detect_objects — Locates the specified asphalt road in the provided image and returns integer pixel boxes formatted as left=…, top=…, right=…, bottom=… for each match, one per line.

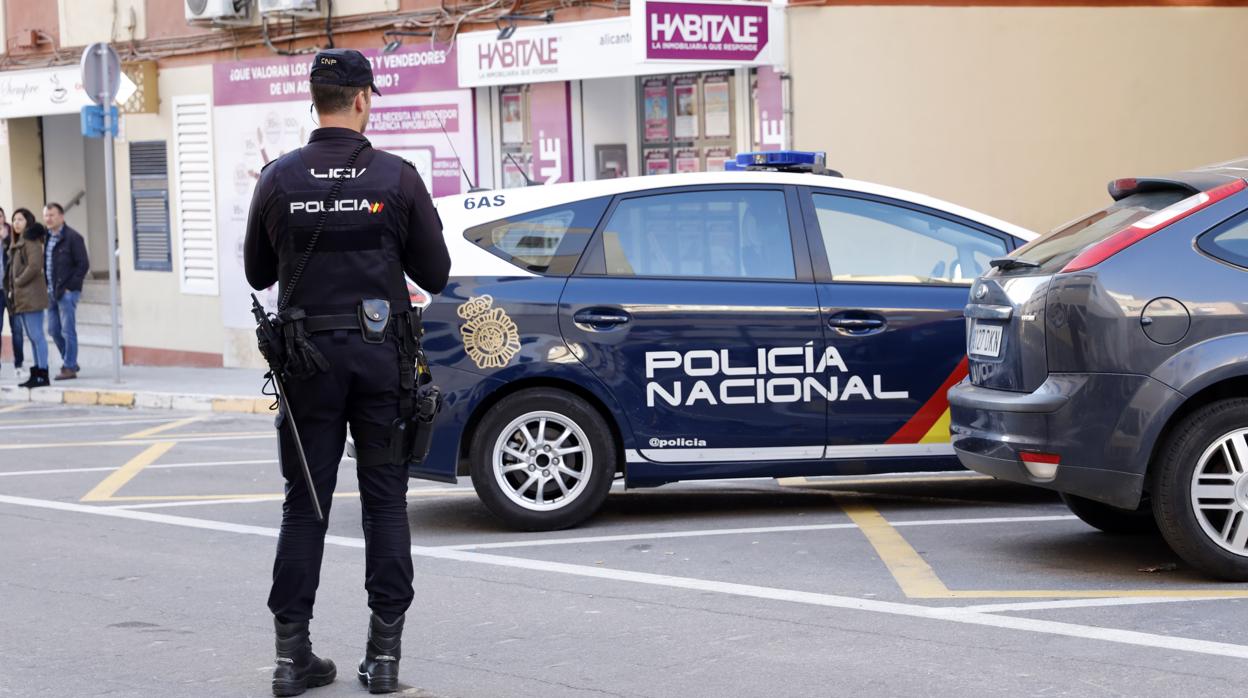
left=1, top=403, right=1246, bottom=697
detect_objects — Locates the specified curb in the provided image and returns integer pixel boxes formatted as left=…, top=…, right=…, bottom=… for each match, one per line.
left=0, top=384, right=273, bottom=414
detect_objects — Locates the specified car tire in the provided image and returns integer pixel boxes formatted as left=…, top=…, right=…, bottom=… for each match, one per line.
left=1060, top=492, right=1157, bottom=535
left=1152, top=398, right=1248, bottom=582
left=469, top=388, right=617, bottom=532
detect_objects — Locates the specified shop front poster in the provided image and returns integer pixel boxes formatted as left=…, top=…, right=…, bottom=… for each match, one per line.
left=501, top=90, right=523, bottom=145
left=645, top=148, right=672, bottom=176
left=705, top=146, right=732, bottom=172
left=674, top=76, right=698, bottom=139
left=643, top=78, right=669, bottom=142
left=502, top=153, right=532, bottom=188
left=675, top=147, right=700, bottom=173
left=703, top=74, right=731, bottom=138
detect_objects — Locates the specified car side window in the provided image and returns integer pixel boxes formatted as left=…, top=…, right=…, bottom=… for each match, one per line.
left=811, top=193, right=1008, bottom=285
left=1197, top=210, right=1248, bottom=269
left=598, top=189, right=796, bottom=280
left=464, top=197, right=610, bottom=276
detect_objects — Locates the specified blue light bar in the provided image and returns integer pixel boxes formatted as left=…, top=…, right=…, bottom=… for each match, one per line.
left=728, top=150, right=827, bottom=174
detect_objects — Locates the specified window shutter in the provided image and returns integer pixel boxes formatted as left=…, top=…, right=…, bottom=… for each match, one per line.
left=172, top=95, right=219, bottom=295
left=129, top=140, right=172, bottom=272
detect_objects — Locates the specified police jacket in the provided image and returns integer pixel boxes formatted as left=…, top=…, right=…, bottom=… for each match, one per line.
left=243, top=127, right=451, bottom=314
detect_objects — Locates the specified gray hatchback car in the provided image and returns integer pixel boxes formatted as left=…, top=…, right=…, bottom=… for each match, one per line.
left=949, top=159, right=1248, bottom=581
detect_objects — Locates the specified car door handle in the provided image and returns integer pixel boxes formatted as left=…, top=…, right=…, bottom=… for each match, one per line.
left=574, top=309, right=631, bottom=329
left=827, top=317, right=884, bottom=330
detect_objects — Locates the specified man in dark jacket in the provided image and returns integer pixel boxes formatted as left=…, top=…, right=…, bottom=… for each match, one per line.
left=42, top=203, right=90, bottom=380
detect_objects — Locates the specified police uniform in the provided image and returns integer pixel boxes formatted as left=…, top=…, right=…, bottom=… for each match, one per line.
left=243, top=49, right=450, bottom=697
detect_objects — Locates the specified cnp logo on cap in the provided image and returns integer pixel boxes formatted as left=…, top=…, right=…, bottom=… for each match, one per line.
left=309, top=48, right=382, bottom=96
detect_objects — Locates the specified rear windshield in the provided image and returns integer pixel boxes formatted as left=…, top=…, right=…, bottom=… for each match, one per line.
left=1011, top=190, right=1187, bottom=271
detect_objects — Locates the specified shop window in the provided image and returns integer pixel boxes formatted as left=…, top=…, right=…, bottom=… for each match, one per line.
left=465, top=197, right=610, bottom=276
left=128, top=140, right=172, bottom=272
left=636, top=72, right=736, bottom=176
left=597, top=189, right=795, bottom=280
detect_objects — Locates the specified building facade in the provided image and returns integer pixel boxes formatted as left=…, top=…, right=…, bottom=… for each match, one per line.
left=0, top=0, right=1244, bottom=369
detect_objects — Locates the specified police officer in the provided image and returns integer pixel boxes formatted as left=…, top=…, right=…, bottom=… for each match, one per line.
left=243, top=48, right=450, bottom=696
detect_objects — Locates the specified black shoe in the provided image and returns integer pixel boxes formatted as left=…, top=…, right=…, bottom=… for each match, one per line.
left=272, top=618, right=336, bottom=697
left=19, top=368, right=49, bottom=389
left=357, top=613, right=403, bottom=694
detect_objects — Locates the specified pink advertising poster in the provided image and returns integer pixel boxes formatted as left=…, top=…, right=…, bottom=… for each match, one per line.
left=705, top=146, right=732, bottom=172
left=642, top=77, right=669, bottom=142
left=644, top=1, right=770, bottom=62
left=674, top=76, right=698, bottom=140
left=675, top=148, right=699, bottom=173
left=501, top=89, right=523, bottom=145
left=645, top=148, right=672, bottom=176
left=527, top=81, right=573, bottom=185
left=211, top=43, right=474, bottom=332
left=502, top=153, right=531, bottom=188
left=703, top=73, right=731, bottom=138
left=754, top=67, right=784, bottom=150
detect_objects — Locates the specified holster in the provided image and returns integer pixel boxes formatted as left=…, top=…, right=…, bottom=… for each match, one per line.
left=362, top=310, right=441, bottom=467
left=277, top=308, right=330, bottom=380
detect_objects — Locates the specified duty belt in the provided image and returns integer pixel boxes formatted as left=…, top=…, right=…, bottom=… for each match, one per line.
left=303, top=313, right=379, bottom=334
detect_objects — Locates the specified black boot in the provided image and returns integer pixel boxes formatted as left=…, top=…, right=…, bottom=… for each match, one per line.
left=272, top=618, right=336, bottom=697
left=357, top=613, right=403, bottom=694
left=19, top=367, right=48, bottom=389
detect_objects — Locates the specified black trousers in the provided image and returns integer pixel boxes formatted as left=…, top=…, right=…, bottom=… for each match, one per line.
left=267, top=331, right=414, bottom=624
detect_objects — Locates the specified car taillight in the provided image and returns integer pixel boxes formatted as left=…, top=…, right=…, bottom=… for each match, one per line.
left=1062, top=179, right=1247, bottom=273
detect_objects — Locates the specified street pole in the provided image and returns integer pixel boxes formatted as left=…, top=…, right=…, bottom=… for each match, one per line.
left=99, top=43, right=122, bottom=383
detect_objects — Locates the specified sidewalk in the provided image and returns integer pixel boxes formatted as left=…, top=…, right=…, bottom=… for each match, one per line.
left=0, top=365, right=274, bottom=414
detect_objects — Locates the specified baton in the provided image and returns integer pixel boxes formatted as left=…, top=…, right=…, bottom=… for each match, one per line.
left=271, top=371, right=324, bottom=523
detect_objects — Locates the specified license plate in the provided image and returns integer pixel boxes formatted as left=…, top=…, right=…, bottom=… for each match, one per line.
left=969, top=323, right=1003, bottom=358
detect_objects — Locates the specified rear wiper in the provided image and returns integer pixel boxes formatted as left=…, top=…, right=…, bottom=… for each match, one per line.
left=989, top=257, right=1040, bottom=271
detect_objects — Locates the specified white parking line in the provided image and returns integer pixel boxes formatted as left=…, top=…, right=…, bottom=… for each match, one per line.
left=950, top=597, right=1237, bottom=614
left=1, top=492, right=1245, bottom=661
left=0, top=459, right=281, bottom=478
left=0, top=417, right=181, bottom=431
left=443, top=514, right=1079, bottom=551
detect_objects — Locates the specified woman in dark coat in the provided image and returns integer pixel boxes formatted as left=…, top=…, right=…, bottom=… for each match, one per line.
left=5, top=208, right=50, bottom=387
left=0, top=207, right=25, bottom=378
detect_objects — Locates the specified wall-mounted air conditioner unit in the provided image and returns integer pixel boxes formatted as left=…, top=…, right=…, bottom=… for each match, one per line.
left=185, top=0, right=251, bottom=22
left=259, top=0, right=322, bottom=17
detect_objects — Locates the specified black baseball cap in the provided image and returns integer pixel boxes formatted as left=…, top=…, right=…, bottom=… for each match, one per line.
left=309, top=48, right=381, bottom=96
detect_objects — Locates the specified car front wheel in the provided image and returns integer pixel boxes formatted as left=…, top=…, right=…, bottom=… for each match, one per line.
left=1153, top=398, right=1248, bottom=581
left=469, top=388, right=617, bottom=531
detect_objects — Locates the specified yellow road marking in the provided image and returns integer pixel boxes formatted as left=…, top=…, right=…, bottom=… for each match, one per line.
left=80, top=442, right=177, bottom=502
left=0, top=404, right=29, bottom=414
left=776, top=477, right=808, bottom=486
left=840, top=498, right=1248, bottom=599
left=123, top=415, right=207, bottom=440
left=839, top=498, right=953, bottom=597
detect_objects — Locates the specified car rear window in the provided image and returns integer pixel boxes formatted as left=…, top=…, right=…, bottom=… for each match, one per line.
left=465, top=197, right=610, bottom=276
left=1197, top=209, right=1248, bottom=269
left=1011, top=190, right=1187, bottom=272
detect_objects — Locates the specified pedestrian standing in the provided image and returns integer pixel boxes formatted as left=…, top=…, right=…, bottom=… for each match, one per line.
left=5, top=209, right=50, bottom=388
left=243, top=49, right=449, bottom=697
left=0, top=207, right=26, bottom=379
left=42, top=202, right=90, bottom=380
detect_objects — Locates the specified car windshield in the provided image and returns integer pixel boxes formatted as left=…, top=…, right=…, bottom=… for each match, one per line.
left=1009, top=190, right=1188, bottom=272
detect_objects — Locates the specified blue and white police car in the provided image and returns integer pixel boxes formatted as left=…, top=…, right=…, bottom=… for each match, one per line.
left=414, top=151, right=1035, bottom=530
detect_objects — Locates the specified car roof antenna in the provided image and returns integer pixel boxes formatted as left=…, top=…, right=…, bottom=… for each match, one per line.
left=505, top=152, right=540, bottom=187
left=435, top=112, right=486, bottom=193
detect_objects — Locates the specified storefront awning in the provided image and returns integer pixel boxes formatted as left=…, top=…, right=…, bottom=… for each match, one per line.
left=0, top=65, right=137, bottom=120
